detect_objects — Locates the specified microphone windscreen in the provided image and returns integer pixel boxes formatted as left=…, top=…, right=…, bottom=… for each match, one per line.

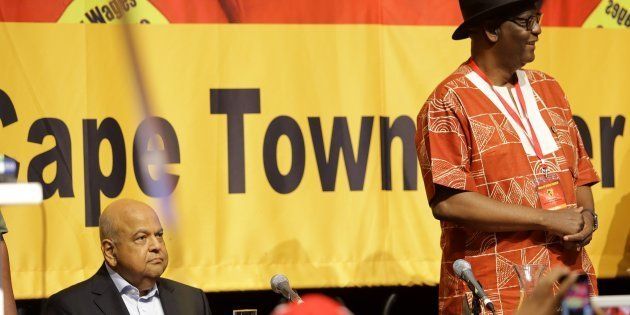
left=270, top=274, right=290, bottom=294
left=453, top=259, right=472, bottom=278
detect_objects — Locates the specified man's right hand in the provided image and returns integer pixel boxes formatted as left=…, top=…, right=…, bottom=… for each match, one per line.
left=542, top=207, right=584, bottom=236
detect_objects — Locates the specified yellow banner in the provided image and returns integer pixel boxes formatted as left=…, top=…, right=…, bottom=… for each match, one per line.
left=0, top=24, right=628, bottom=299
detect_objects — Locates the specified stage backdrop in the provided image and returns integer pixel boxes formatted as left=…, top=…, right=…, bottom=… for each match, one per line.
left=0, top=0, right=629, bottom=299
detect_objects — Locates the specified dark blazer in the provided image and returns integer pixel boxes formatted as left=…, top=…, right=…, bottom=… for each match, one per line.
left=44, top=263, right=211, bottom=315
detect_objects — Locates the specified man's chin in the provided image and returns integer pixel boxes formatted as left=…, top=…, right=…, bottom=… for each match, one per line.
left=523, top=53, right=536, bottom=65
left=145, top=263, right=167, bottom=278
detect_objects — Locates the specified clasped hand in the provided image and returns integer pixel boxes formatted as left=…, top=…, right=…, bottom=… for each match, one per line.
left=545, top=206, right=595, bottom=251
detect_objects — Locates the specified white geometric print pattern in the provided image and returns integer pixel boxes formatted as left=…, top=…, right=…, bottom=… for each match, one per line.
left=470, top=119, right=495, bottom=152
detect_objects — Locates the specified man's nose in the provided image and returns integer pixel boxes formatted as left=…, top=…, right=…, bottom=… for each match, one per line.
left=148, top=236, right=163, bottom=252
left=532, top=20, right=542, bottom=35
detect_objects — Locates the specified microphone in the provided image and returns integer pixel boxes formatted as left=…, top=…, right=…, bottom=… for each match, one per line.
left=453, top=259, right=495, bottom=314
left=270, top=274, right=303, bottom=304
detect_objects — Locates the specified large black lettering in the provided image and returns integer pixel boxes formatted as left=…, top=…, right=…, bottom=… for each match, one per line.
left=83, top=118, right=126, bottom=226
left=308, top=117, right=373, bottom=191
left=133, top=117, right=180, bottom=197
left=27, top=119, right=74, bottom=199
left=573, top=115, right=593, bottom=158
left=210, top=89, right=261, bottom=193
left=380, top=116, right=417, bottom=190
left=263, top=116, right=305, bottom=194
left=600, top=115, right=625, bottom=188
left=0, top=89, right=17, bottom=127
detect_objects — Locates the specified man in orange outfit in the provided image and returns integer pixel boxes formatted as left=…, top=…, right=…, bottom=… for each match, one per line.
left=415, top=0, right=599, bottom=313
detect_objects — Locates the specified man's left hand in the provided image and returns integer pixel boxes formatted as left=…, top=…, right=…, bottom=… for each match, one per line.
left=563, top=211, right=595, bottom=251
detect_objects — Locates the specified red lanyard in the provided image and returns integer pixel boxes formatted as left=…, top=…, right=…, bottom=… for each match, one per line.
left=468, top=59, right=548, bottom=172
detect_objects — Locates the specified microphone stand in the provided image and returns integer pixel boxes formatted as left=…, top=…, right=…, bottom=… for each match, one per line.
left=462, top=293, right=472, bottom=315
left=461, top=293, right=482, bottom=315
left=461, top=282, right=488, bottom=315
left=472, top=295, right=481, bottom=315
left=472, top=281, right=493, bottom=315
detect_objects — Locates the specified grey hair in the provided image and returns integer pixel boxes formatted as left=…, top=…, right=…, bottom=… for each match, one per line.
left=99, top=214, right=117, bottom=242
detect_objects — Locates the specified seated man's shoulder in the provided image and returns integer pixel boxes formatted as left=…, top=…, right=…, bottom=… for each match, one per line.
left=44, top=278, right=94, bottom=314
left=49, top=278, right=93, bottom=301
left=158, top=278, right=210, bottom=314
left=159, top=277, right=204, bottom=294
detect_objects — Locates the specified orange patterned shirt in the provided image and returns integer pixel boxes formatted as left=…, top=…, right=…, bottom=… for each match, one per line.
left=415, top=63, right=599, bottom=314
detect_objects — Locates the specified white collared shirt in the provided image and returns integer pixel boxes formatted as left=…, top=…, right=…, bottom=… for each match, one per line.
left=106, top=264, right=165, bottom=315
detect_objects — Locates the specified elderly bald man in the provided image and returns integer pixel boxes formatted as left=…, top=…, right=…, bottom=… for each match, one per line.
left=44, top=199, right=211, bottom=315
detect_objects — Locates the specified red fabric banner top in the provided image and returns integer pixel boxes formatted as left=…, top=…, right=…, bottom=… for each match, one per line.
left=0, top=0, right=601, bottom=26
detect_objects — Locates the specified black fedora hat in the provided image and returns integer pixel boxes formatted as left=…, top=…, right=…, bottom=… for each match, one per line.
left=452, top=0, right=538, bottom=40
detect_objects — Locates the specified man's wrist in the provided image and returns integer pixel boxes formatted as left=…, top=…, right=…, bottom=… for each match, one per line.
left=581, top=208, right=598, bottom=231
left=535, top=208, right=550, bottom=231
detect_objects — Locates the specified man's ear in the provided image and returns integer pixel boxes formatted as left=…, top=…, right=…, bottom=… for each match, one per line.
left=102, top=239, right=117, bottom=267
left=483, top=21, right=501, bottom=43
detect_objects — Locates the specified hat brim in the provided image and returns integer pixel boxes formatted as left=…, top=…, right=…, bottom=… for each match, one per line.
left=452, top=20, right=476, bottom=40
left=451, top=0, right=537, bottom=40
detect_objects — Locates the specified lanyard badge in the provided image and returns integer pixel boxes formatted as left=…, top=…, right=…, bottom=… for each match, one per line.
left=535, top=173, right=567, bottom=210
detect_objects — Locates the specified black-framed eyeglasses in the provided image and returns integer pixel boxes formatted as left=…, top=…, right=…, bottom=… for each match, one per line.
left=507, top=13, right=543, bottom=31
